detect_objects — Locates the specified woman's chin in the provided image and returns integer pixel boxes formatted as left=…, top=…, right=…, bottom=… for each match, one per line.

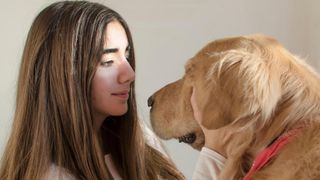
left=110, top=106, right=128, bottom=116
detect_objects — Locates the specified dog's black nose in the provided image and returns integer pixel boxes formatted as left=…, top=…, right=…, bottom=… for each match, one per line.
left=147, top=96, right=154, bottom=107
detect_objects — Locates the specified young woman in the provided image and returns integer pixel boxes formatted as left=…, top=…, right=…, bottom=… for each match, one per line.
left=0, top=1, right=184, bottom=179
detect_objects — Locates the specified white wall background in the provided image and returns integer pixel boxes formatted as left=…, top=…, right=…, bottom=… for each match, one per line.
left=0, top=0, right=319, bottom=179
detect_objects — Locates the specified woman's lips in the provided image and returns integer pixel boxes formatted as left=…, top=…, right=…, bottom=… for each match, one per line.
left=112, top=91, right=129, bottom=99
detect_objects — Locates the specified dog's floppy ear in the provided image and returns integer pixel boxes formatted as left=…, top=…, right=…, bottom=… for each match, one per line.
left=208, top=48, right=282, bottom=126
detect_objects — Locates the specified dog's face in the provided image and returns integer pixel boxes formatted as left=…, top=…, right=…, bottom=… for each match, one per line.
left=148, top=34, right=288, bottom=150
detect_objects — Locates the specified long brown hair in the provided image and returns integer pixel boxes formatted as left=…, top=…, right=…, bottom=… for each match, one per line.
left=0, top=1, right=184, bottom=179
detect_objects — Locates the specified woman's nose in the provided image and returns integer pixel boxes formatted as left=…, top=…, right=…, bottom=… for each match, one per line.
left=118, top=60, right=135, bottom=84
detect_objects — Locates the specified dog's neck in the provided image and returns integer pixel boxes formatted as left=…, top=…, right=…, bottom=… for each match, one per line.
left=254, top=117, right=310, bottom=156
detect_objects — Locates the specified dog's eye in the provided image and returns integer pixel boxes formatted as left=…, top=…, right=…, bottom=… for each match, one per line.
left=178, top=133, right=196, bottom=144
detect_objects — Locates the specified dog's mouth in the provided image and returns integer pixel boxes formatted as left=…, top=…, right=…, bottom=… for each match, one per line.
left=177, top=133, right=196, bottom=144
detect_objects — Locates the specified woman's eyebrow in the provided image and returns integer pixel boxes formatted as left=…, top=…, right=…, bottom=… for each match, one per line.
left=102, top=48, right=118, bottom=54
left=103, top=45, right=130, bottom=54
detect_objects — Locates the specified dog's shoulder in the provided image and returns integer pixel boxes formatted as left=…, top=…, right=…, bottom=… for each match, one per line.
left=253, top=122, right=320, bottom=180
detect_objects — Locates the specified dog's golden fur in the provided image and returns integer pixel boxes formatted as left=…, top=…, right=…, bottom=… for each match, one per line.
left=148, top=34, right=320, bottom=179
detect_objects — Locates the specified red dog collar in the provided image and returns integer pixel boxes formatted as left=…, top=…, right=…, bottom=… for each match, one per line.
left=243, top=127, right=301, bottom=180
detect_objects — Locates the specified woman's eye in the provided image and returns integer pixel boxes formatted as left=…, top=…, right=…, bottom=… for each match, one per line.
left=101, top=60, right=114, bottom=66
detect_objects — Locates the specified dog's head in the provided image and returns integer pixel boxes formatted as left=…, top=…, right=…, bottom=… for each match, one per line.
left=148, top=34, right=317, bottom=150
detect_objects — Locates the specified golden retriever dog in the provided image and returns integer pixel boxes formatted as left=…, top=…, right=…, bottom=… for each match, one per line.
left=148, top=34, right=320, bottom=179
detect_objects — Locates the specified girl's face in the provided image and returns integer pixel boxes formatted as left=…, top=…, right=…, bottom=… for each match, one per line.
left=91, top=21, right=135, bottom=130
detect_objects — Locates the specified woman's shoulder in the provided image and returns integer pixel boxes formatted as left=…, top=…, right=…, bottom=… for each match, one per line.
left=44, top=164, right=76, bottom=180
left=142, top=122, right=169, bottom=157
